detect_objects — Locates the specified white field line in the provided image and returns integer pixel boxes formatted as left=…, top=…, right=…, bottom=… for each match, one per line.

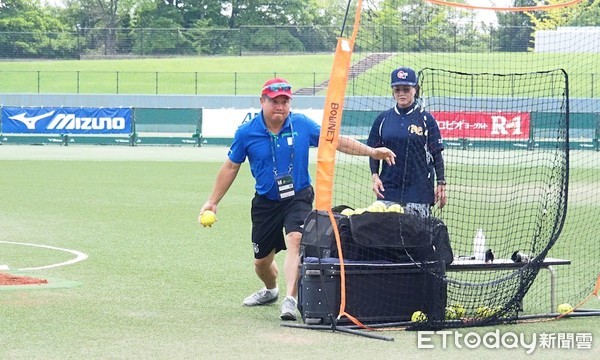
left=0, top=241, right=88, bottom=271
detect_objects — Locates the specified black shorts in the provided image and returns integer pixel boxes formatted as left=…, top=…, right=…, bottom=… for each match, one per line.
left=250, top=186, right=314, bottom=259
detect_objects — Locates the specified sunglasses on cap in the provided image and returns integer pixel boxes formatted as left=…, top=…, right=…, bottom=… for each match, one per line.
left=263, top=82, right=292, bottom=92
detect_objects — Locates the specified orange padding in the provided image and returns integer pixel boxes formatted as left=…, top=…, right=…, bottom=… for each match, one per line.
left=424, top=0, right=583, bottom=12
left=314, top=37, right=353, bottom=211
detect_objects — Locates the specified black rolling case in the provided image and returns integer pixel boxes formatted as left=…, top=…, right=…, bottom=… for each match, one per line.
left=298, top=210, right=450, bottom=325
left=298, top=258, right=446, bottom=325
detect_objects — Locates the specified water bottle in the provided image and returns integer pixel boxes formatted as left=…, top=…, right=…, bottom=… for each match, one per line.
left=473, top=229, right=486, bottom=261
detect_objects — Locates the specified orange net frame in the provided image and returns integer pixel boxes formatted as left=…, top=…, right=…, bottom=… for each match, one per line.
left=424, top=0, right=583, bottom=12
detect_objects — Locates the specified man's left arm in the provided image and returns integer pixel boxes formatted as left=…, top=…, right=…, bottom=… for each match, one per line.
left=337, top=135, right=396, bottom=165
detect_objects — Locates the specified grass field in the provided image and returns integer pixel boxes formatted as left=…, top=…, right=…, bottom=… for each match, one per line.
left=0, top=146, right=598, bottom=359
left=0, top=52, right=598, bottom=96
left=0, top=56, right=334, bottom=95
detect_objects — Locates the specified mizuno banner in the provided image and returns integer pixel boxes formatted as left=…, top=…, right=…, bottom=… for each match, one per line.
left=1, top=107, right=133, bottom=134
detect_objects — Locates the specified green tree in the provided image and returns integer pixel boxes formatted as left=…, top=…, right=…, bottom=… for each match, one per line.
left=226, top=0, right=319, bottom=28
left=0, top=0, right=74, bottom=58
left=59, top=0, right=146, bottom=54
left=524, top=0, right=600, bottom=51
left=131, top=1, right=193, bottom=55
left=564, top=0, right=600, bottom=26
left=115, top=12, right=134, bottom=54
left=179, top=0, right=342, bottom=54
left=526, top=0, right=587, bottom=30
left=133, top=0, right=184, bottom=28
left=495, top=0, right=535, bottom=52
left=243, top=26, right=305, bottom=53
left=360, top=0, right=468, bottom=52
left=178, top=0, right=226, bottom=28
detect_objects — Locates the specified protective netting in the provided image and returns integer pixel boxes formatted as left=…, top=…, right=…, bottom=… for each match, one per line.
left=324, top=69, right=569, bottom=329
left=299, top=3, right=599, bottom=330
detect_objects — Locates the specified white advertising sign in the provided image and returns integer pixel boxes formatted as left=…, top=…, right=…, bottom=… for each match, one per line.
left=202, top=108, right=324, bottom=138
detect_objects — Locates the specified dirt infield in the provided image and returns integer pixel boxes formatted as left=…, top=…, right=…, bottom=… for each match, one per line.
left=0, top=272, right=48, bottom=286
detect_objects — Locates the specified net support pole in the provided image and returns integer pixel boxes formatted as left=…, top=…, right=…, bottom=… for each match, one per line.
left=314, top=36, right=354, bottom=211
left=314, top=0, right=362, bottom=211
left=312, top=0, right=364, bottom=328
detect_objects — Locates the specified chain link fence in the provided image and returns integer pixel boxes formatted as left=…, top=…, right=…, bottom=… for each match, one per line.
left=3, top=25, right=596, bottom=96
left=0, top=25, right=532, bottom=59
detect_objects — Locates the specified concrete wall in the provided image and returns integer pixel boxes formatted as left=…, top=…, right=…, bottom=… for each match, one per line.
left=0, top=94, right=326, bottom=109
left=535, top=27, right=600, bottom=53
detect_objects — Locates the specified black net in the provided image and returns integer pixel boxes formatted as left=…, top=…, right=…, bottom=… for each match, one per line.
left=299, top=1, right=600, bottom=330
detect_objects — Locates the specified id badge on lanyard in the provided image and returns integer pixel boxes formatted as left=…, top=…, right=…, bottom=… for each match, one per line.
left=271, top=121, right=295, bottom=200
left=276, top=173, right=295, bottom=199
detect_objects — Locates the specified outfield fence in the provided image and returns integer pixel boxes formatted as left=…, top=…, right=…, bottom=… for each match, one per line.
left=0, top=70, right=598, bottom=97
left=0, top=70, right=330, bottom=95
left=1, top=105, right=598, bottom=150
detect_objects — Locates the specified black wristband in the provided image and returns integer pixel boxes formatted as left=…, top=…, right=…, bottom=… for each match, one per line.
left=437, top=180, right=447, bottom=185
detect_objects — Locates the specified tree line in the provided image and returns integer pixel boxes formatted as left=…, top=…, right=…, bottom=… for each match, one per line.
left=0, top=0, right=598, bottom=58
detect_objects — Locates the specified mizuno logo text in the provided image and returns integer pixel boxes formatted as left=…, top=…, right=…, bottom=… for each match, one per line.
left=46, top=115, right=126, bottom=130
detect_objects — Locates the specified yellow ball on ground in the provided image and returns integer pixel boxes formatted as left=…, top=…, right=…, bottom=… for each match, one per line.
left=445, top=306, right=458, bottom=320
left=492, top=306, right=503, bottom=316
left=411, top=310, right=427, bottom=322
left=199, top=210, right=217, bottom=227
left=557, top=303, right=573, bottom=314
left=451, top=304, right=466, bottom=318
left=475, top=306, right=493, bottom=318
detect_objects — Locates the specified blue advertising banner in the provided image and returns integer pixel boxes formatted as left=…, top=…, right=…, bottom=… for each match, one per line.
left=1, top=107, right=132, bottom=134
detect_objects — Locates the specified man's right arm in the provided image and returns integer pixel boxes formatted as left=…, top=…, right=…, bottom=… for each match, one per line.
left=200, top=159, right=242, bottom=213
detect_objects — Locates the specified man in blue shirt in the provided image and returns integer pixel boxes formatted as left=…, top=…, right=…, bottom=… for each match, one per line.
left=368, top=67, right=447, bottom=217
left=199, top=78, right=395, bottom=321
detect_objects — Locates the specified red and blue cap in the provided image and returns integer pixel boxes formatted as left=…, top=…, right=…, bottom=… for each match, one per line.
left=261, top=77, right=293, bottom=99
left=390, top=67, right=418, bottom=87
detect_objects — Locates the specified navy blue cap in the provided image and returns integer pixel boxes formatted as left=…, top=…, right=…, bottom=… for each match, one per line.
left=390, top=67, right=418, bottom=87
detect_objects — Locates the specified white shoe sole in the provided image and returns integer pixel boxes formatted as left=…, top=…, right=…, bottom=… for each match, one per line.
left=243, top=294, right=278, bottom=306
left=280, top=312, right=297, bottom=321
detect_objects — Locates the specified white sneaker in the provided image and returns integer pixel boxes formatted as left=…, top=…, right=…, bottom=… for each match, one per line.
left=280, top=296, right=298, bottom=321
left=243, top=288, right=278, bottom=306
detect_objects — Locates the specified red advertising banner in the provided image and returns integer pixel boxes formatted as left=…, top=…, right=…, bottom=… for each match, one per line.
left=432, top=112, right=530, bottom=139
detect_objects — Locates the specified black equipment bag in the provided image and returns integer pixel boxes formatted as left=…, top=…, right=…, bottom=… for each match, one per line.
left=344, top=212, right=453, bottom=265
left=300, top=210, right=343, bottom=258
left=301, top=209, right=453, bottom=265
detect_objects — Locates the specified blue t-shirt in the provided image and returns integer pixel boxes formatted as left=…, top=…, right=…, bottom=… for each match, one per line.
left=367, top=102, right=444, bottom=205
left=228, top=111, right=321, bottom=200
